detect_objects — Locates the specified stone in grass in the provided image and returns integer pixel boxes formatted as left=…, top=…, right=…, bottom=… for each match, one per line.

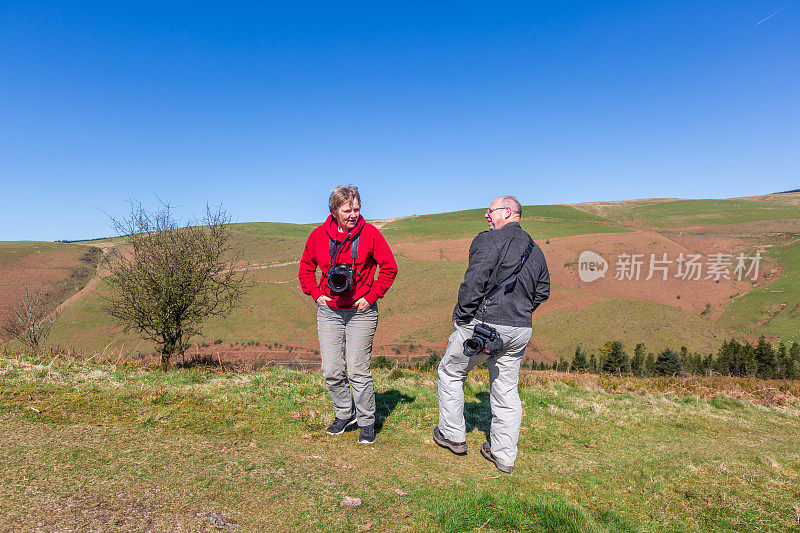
left=341, top=496, right=362, bottom=508
left=394, top=489, right=408, bottom=497
left=202, top=514, right=230, bottom=529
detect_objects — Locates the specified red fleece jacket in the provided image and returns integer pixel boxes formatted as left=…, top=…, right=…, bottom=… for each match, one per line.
left=298, top=215, right=398, bottom=309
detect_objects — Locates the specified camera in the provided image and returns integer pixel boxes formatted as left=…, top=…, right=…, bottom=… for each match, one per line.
left=327, top=264, right=355, bottom=293
left=463, top=323, right=504, bottom=357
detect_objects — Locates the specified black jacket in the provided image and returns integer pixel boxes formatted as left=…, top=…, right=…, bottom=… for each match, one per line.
left=452, top=222, right=550, bottom=327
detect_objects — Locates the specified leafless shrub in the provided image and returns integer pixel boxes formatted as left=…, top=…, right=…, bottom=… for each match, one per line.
left=101, top=201, right=250, bottom=370
left=1, top=287, right=61, bottom=354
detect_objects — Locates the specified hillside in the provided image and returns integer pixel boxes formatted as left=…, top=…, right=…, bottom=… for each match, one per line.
left=4, top=193, right=800, bottom=363
left=0, top=241, right=101, bottom=341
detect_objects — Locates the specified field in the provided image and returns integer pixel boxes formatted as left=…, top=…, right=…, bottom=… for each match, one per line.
left=1, top=353, right=798, bottom=531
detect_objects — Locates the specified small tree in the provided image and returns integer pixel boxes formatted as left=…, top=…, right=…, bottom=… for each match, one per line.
left=601, top=341, right=630, bottom=374
left=571, top=345, right=589, bottom=372
left=755, top=335, right=776, bottom=378
left=655, top=348, right=683, bottom=376
left=102, top=203, right=249, bottom=370
left=1, top=287, right=61, bottom=354
left=631, top=343, right=646, bottom=377
left=645, top=352, right=656, bottom=376
left=790, top=342, right=800, bottom=379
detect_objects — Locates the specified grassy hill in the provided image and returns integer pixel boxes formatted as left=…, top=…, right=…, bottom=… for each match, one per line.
left=380, top=205, right=627, bottom=241
left=718, top=240, right=800, bottom=339
left=629, top=199, right=800, bottom=229
left=5, top=194, right=800, bottom=360
left=1, top=354, right=798, bottom=531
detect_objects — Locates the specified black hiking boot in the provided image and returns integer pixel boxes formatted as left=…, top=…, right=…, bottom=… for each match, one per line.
left=358, top=424, right=375, bottom=444
left=327, top=415, right=357, bottom=435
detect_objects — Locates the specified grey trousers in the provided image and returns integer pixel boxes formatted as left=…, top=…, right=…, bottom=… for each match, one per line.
left=437, top=320, right=532, bottom=467
left=317, top=304, right=379, bottom=426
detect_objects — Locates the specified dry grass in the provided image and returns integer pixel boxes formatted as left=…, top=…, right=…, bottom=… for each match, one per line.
left=520, top=370, right=800, bottom=408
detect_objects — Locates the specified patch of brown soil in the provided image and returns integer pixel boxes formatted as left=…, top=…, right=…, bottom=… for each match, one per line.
left=543, top=230, right=765, bottom=319
left=391, top=238, right=472, bottom=262
left=368, top=215, right=419, bottom=229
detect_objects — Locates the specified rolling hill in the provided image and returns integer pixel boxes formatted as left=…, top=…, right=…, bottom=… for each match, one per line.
left=2, top=193, right=799, bottom=363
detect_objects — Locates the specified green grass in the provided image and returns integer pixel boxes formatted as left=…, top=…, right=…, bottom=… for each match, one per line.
left=718, top=240, right=800, bottom=343
left=534, top=292, right=734, bottom=359
left=49, top=264, right=320, bottom=353
left=48, top=279, right=154, bottom=355
left=381, top=205, right=627, bottom=241
left=229, top=221, right=320, bottom=239
left=228, top=222, right=316, bottom=265
left=1, top=355, right=798, bottom=531
left=631, top=199, right=800, bottom=229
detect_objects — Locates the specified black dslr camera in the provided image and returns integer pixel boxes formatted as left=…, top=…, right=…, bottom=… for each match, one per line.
left=463, top=323, right=504, bottom=357
left=327, top=264, right=354, bottom=293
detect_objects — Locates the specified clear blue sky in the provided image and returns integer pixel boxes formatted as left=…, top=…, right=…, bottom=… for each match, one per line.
left=1, top=1, right=798, bottom=241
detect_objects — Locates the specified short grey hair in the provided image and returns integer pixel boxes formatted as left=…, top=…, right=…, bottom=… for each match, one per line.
left=329, top=185, right=361, bottom=214
left=498, top=196, right=522, bottom=216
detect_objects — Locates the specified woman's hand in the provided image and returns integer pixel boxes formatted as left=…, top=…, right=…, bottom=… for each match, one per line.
left=316, top=295, right=332, bottom=306
left=355, top=297, right=371, bottom=311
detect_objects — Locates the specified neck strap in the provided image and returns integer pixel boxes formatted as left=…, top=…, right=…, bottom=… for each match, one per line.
left=329, top=230, right=361, bottom=265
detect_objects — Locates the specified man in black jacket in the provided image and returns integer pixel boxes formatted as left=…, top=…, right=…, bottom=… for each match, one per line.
left=433, top=196, right=550, bottom=474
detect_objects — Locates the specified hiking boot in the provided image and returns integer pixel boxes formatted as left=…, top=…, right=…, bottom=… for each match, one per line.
left=432, top=426, right=467, bottom=455
left=358, top=424, right=375, bottom=444
left=480, top=442, right=513, bottom=474
left=327, top=415, right=357, bottom=435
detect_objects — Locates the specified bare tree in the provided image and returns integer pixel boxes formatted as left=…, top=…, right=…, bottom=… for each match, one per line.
left=102, top=202, right=250, bottom=370
left=2, top=287, right=61, bottom=353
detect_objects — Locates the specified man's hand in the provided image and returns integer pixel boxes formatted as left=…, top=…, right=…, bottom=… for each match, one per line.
left=316, top=295, right=332, bottom=306
left=355, top=297, right=371, bottom=311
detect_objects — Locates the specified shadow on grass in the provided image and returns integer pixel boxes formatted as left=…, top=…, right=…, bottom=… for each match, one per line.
left=375, top=389, right=415, bottom=433
left=465, top=391, right=491, bottom=440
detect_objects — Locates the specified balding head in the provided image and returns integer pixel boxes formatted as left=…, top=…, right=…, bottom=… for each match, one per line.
left=497, top=196, right=522, bottom=217
left=485, top=196, right=522, bottom=230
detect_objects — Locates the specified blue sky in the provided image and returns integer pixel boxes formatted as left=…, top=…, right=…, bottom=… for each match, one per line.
left=1, top=1, right=798, bottom=240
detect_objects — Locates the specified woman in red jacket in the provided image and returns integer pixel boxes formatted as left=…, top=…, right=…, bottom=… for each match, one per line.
left=298, top=185, right=397, bottom=444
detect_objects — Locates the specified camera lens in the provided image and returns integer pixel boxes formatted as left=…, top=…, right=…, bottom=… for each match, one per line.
left=463, top=337, right=484, bottom=357
left=329, top=272, right=347, bottom=292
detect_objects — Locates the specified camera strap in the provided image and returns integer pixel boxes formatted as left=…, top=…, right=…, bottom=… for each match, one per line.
left=328, top=231, right=361, bottom=266
left=479, top=240, right=534, bottom=323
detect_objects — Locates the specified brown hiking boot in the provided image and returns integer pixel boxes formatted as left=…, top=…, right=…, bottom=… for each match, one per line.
left=480, top=442, right=513, bottom=474
left=432, top=426, right=467, bottom=455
